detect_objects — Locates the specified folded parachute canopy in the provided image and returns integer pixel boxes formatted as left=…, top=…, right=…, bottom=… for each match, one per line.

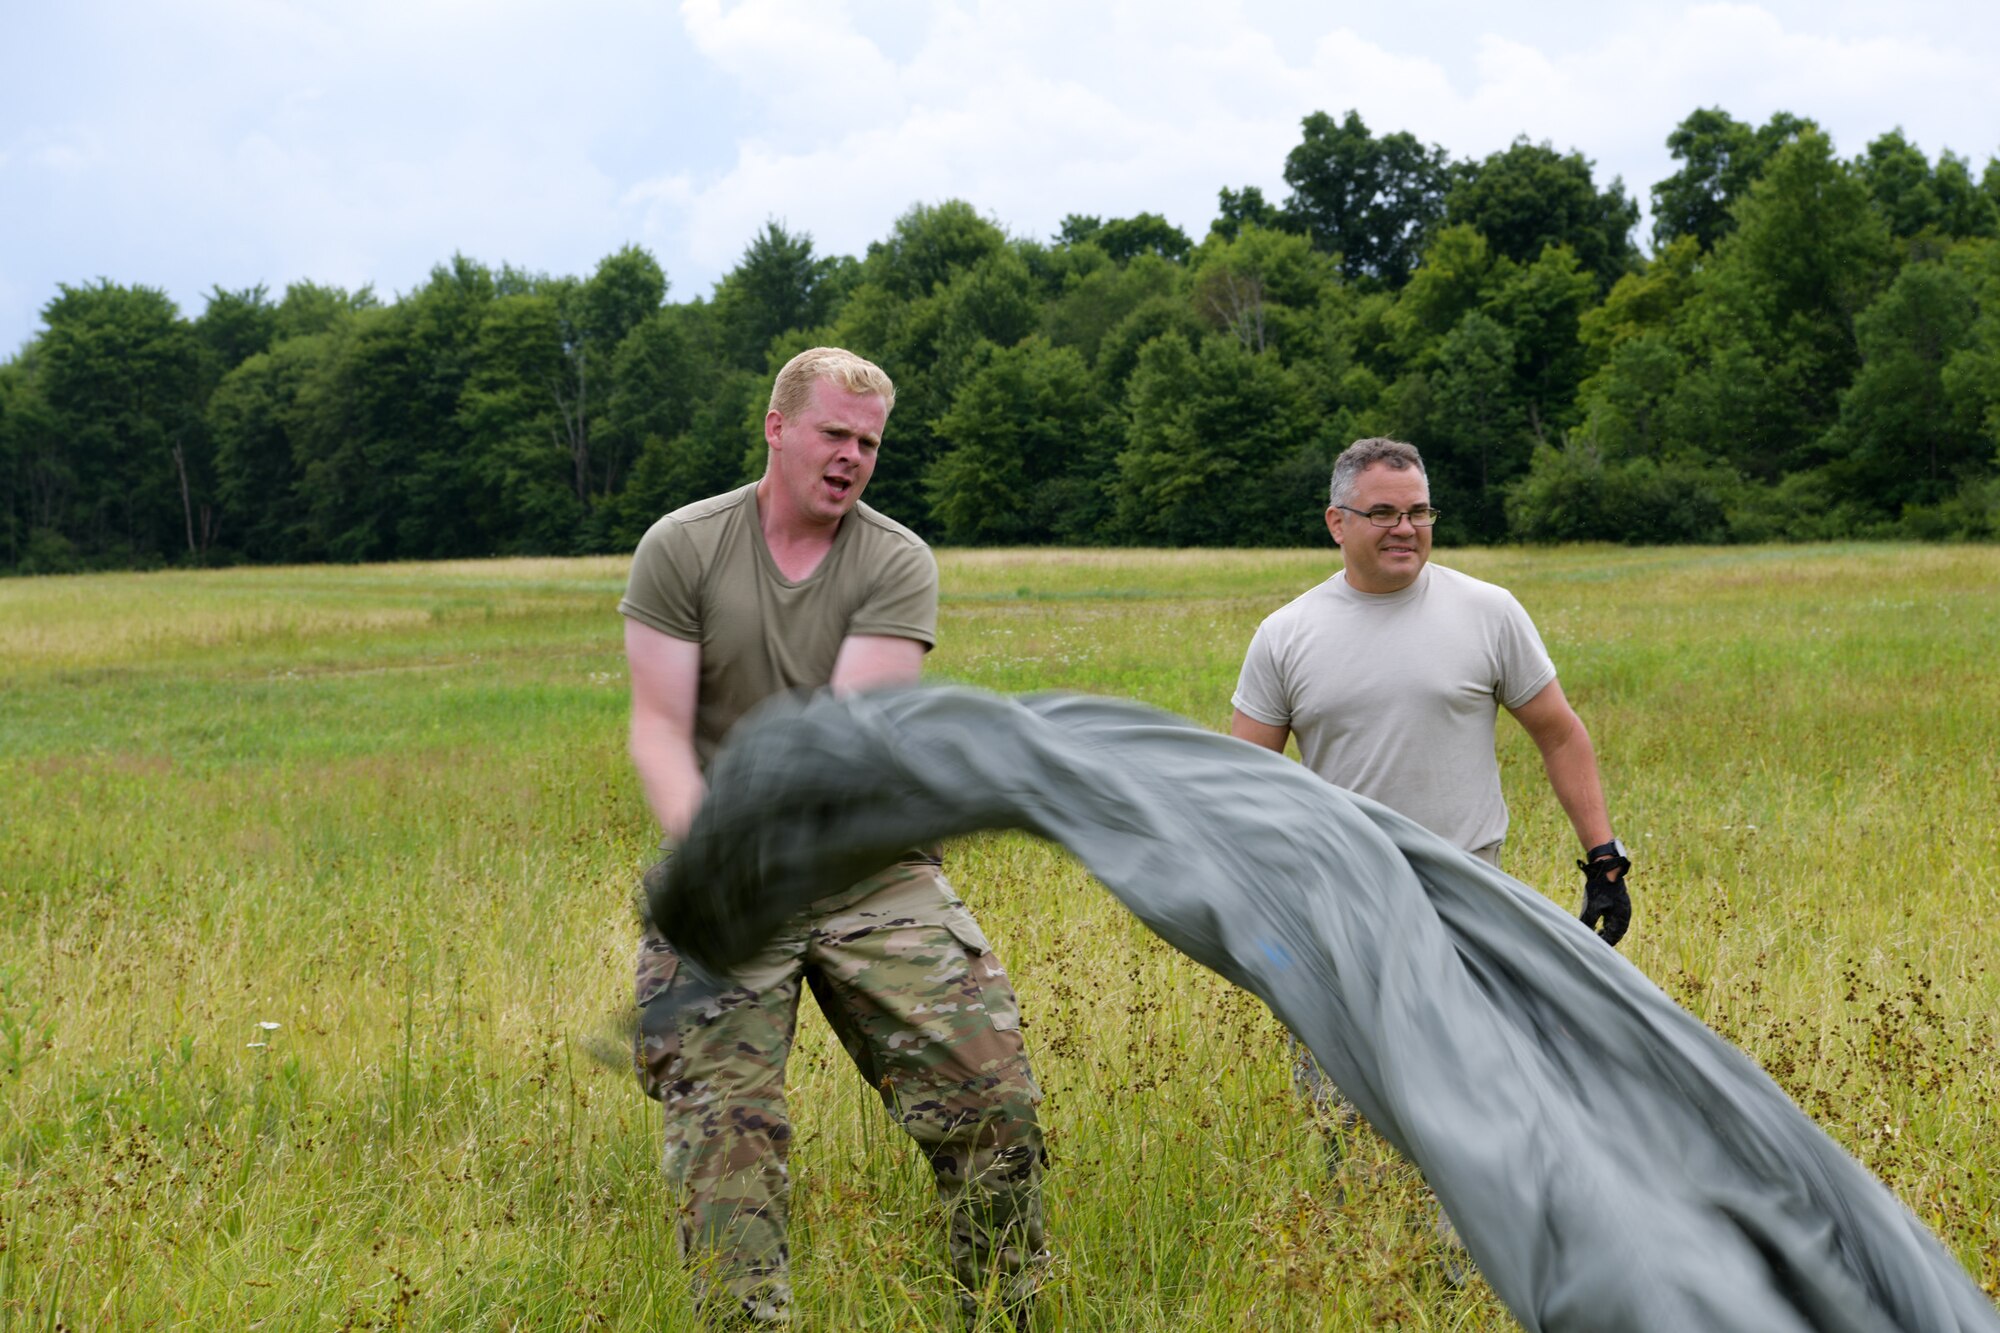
left=651, top=686, right=1999, bottom=1333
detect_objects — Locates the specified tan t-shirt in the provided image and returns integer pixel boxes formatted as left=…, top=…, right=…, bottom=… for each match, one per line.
left=618, top=483, right=938, bottom=766
left=1231, top=563, right=1556, bottom=854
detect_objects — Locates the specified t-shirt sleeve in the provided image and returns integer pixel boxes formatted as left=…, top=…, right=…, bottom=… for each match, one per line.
left=1494, top=593, right=1558, bottom=710
left=1230, top=619, right=1291, bottom=727
left=848, top=536, right=939, bottom=649
left=617, top=517, right=703, bottom=642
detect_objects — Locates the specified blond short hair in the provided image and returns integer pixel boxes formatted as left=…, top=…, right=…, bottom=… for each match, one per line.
left=769, top=347, right=896, bottom=420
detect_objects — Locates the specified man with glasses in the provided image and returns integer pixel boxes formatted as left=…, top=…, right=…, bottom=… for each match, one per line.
left=1228, top=437, right=1630, bottom=1257
left=1230, top=436, right=1628, bottom=909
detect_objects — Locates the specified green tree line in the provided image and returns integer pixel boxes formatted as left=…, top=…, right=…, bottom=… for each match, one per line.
left=5, top=106, right=2000, bottom=573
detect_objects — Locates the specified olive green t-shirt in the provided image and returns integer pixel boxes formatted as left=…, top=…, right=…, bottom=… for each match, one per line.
left=618, top=483, right=938, bottom=767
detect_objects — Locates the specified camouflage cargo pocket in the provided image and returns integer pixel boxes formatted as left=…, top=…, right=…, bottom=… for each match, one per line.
left=633, top=929, right=682, bottom=1100
left=931, top=897, right=1029, bottom=1037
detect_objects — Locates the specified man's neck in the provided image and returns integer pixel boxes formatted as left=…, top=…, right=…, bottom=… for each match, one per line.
left=1342, top=564, right=1426, bottom=597
left=755, top=477, right=842, bottom=582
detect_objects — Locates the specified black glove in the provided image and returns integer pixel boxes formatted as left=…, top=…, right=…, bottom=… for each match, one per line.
left=1578, top=853, right=1632, bottom=947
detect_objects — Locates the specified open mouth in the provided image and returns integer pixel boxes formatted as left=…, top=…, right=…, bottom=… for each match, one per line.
left=824, top=475, right=853, bottom=499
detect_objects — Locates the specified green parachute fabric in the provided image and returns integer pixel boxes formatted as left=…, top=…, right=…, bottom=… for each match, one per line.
left=651, top=686, right=1999, bottom=1333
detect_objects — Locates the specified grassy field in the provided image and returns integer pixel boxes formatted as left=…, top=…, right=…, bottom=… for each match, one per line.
left=1, top=544, right=1996, bottom=1330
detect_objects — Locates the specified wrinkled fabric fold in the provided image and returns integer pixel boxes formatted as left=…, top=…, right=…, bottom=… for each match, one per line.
left=654, top=685, right=1998, bottom=1333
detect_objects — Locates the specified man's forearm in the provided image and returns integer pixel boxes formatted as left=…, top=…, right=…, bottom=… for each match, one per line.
left=624, top=620, right=705, bottom=844
left=1539, top=724, right=1615, bottom=852
left=632, top=721, right=705, bottom=844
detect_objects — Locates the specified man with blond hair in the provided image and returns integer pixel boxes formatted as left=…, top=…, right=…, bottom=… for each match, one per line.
left=621, top=347, right=1047, bottom=1327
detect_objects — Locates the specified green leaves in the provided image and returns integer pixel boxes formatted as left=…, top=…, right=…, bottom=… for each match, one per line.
left=37, top=280, right=207, bottom=560
left=1651, top=109, right=1811, bottom=252
left=1444, top=137, right=1639, bottom=292
left=1113, top=333, right=1321, bottom=547
left=711, top=223, right=833, bottom=372
left=8, top=109, right=2000, bottom=568
left=926, top=338, right=1100, bottom=546
left=1281, top=110, right=1450, bottom=287
left=1824, top=257, right=1985, bottom=508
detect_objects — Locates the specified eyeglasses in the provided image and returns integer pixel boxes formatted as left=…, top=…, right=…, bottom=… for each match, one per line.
left=1335, top=504, right=1441, bottom=528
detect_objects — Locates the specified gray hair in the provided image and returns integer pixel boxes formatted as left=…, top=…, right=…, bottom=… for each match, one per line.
left=770, top=346, right=896, bottom=420
left=1329, top=437, right=1427, bottom=508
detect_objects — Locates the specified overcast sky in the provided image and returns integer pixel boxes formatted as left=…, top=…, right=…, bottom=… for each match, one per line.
left=5, top=0, right=1998, bottom=357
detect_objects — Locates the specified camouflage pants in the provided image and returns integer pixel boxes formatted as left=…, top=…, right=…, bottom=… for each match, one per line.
left=635, top=861, right=1048, bottom=1326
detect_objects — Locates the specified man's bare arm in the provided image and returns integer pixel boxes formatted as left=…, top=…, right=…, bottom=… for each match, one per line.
left=625, top=619, right=705, bottom=843
left=1230, top=709, right=1292, bottom=753
left=1507, top=679, right=1616, bottom=857
left=829, top=633, right=927, bottom=695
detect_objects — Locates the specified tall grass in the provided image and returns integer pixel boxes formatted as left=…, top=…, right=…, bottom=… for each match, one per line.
left=1, top=545, right=1995, bottom=1329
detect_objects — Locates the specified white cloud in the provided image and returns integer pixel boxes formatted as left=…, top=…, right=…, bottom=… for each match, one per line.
left=649, top=0, right=2000, bottom=278
left=681, top=0, right=900, bottom=97
left=4, top=0, right=2000, bottom=350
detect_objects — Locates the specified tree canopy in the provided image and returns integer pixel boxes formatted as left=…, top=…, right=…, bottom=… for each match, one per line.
left=6, top=105, right=2000, bottom=574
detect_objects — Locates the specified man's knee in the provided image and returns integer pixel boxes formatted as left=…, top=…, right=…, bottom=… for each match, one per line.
left=895, top=1075, right=1046, bottom=1204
